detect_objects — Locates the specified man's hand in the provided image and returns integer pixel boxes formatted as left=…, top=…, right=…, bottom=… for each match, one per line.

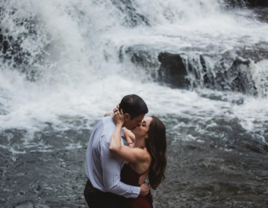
left=140, top=183, right=150, bottom=196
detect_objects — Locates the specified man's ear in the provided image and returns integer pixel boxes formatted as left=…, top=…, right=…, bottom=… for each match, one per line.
left=124, top=113, right=130, bottom=121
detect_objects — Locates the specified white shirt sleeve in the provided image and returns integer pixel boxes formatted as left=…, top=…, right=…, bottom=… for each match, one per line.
left=100, top=135, right=140, bottom=198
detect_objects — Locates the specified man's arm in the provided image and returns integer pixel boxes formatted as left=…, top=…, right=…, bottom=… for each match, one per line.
left=100, top=139, right=141, bottom=198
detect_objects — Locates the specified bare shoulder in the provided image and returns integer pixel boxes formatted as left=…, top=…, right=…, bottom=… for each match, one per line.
left=136, top=147, right=151, bottom=162
left=143, top=147, right=151, bottom=161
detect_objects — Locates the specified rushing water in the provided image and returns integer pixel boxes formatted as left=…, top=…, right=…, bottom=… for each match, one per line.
left=0, top=0, right=268, bottom=207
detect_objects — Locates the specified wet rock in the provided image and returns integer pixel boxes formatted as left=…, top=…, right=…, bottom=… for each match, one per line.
left=245, top=141, right=268, bottom=154
left=253, top=8, right=268, bottom=23
left=158, top=52, right=190, bottom=88
left=199, top=92, right=244, bottom=105
left=245, top=0, right=268, bottom=7
left=235, top=45, right=268, bottom=63
left=225, top=0, right=268, bottom=8
left=156, top=48, right=262, bottom=95
left=231, top=98, right=244, bottom=105
left=224, top=0, right=247, bottom=8
left=217, top=56, right=257, bottom=95
left=125, top=44, right=267, bottom=95
left=123, top=46, right=159, bottom=68
left=119, top=45, right=160, bottom=79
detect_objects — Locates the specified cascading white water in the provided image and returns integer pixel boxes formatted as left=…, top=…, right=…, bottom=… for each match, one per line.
left=0, top=0, right=267, bottom=134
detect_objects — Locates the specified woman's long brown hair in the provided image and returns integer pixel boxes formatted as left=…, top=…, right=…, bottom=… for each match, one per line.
left=145, top=116, right=167, bottom=189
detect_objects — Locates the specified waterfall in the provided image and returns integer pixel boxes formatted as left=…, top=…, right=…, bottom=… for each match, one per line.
left=0, top=0, right=268, bottom=130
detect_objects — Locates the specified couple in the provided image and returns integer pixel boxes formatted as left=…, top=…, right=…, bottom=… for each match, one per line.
left=84, top=94, right=167, bottom=208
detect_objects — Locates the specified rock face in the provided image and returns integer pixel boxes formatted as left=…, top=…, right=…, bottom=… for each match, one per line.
left=158, top=52, right=189, bottom=88
left=225, top=0, right=268, bottom=8
left=122, top=44, right=268, bottom=95
left=253, top=8, right=268, bottom=23
left=246, top=0, right=268, bottom=7
left=157, top=50, right=261, bottom=95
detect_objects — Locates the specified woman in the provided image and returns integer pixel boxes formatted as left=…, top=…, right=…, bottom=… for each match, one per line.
left=109, top=110, right=167, bottom=208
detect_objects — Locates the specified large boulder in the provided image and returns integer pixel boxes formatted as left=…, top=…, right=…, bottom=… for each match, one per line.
left=157, top=51, right=258, bottom=95
left=246, top=0, right=268, bottom=7
left=224, top=0, right=268, bottom=8
left=158, top=52, right=190, bottom=88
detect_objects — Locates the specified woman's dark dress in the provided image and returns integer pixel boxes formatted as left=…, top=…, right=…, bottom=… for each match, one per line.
left=120, top=163, right=153, bottom=208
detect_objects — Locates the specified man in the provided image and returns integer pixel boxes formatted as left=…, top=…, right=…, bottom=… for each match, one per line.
left=84, top=94, right=150, bottom=208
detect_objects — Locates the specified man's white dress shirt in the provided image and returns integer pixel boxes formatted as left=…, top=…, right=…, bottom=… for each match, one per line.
left=85, top=115, right=140, bottom=198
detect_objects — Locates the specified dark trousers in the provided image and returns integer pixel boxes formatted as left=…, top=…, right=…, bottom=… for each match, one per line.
left=84, top=180, right=124, bottom=208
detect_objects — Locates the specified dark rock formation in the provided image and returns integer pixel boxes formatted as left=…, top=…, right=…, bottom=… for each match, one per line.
left=235, top=45, right=268, bottom=63
left=225, top=0, right=268, bottom=8
left=246, top=0, right=268, bottom=7
left=253, top=8, right=268, bottom=23
left=126, top=47, right=159, bottom=68
left=118, top=45, right=160, bottom=79
left=122, top=43, right=268, bottom=95
left=158, top=52, right=190, bottom=88
left=216, top=56, right=256, bottom=95
left=157, top=51, right=259, bottom=95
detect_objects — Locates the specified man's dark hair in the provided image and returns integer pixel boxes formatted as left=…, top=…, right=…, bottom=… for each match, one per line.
left=119, top=94, right=148, bottom=119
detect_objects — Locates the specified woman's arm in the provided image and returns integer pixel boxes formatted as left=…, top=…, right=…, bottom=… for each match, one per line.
left=104, top=103, right=120, bottom=117
left=123, top=128, right=135, bottom=147
left=107, top=110, right=134, bottom=146
left=109, top=110, right=149, bottom=163
left=109, top=118, right=124, bottom=151
left=104, top=112, right=112, bottom=117
left=110, top=145, right=148, bottom=163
